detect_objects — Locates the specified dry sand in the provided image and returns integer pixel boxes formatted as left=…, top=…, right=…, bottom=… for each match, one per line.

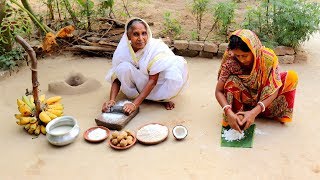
left=1, top=31, right=320, bottom=179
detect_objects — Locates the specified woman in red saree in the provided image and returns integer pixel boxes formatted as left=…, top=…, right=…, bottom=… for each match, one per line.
left=215, top=29, right=298, bottom=132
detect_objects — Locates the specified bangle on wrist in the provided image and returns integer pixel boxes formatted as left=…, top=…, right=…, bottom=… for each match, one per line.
left=222, top=105, right=231, bottom=114
left=130, top=102, right=137, bottom=109
left=109, top=100, right=116, bottom=104
left=257, top=101, right=265, bottom=112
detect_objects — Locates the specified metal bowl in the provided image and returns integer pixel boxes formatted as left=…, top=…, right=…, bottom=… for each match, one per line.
left=46, top=116, right=80, bottom=146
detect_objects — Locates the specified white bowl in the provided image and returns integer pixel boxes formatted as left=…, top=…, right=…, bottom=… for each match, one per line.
left=46, top=116, right=80, bottom=146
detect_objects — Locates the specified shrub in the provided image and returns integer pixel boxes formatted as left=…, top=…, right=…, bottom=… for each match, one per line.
left=190, top=0, right=210, bottom=40
left=213, top=1, right=236, bottom=36
left=242, top=0, right=320, bottom=48
left=0, top=48, right=25, bottom=70
left=162, top=12, right=182, bottom=39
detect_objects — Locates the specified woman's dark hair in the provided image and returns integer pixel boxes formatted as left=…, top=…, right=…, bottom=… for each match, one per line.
left=228, top=35, right=250, bottom=52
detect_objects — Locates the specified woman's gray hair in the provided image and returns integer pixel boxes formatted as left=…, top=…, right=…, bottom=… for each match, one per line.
left=126, top=19, right=147, bottom=35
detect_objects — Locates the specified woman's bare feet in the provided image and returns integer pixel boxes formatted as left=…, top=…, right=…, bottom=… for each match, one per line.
left=163, top=101, right=175, bottom=110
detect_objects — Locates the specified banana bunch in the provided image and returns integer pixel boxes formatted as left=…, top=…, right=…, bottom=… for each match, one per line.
left=15, top=95, right=63, bottom=136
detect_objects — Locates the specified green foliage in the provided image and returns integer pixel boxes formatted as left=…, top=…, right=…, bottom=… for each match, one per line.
left=190, top=30, right=198, bottom=40
left=98, top=0, right=114, bottom=16
left=213, top=1, right=236, bottom=35
left=0, top=2, right=31, bottom=45
left=190, top=0, right=210, bottom=40
left=0, top=48, right=24, bottom=70
left=242, top=0, right=320, bottom=48
left=76, top=0, right=94, bottom=9
left=161, top=12, right=182, bottom=39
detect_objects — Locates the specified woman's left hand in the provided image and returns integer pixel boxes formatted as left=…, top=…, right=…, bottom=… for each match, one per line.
left=123, top=102, right=137, bottom=115
left=236, top=110, right=257, bottom=130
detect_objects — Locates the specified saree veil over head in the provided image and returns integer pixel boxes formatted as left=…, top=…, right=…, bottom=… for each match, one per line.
left=106, top=17, right=188, bottom=101
left=218, top=29, right=298, bottom=123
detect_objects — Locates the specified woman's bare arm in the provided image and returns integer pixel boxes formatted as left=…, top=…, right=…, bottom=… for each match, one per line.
left=123, top=73, right=159, bottom=114
left=215, top=80, right=242, bottom=132
left=102, top=79, right=121, bottom=112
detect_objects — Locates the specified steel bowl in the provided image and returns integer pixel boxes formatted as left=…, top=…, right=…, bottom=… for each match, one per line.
left=46, top=116, right=80, bottom=146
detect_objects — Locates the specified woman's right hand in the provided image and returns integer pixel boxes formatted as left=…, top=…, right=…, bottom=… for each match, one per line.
left=101, top=100, right=116, bottom=113
left=225, top=110, right=242, bottom=132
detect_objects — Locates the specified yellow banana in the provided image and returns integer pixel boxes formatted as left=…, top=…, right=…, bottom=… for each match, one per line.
left=39, top=111, right=51, bottom=124
left=47, top=104, right=64, bottom=110
left=19, top=117, right=33, bottom=125
left=18, top=104, right=32, bottom=116
left=24, top=123, right=31, bottom=131
left=30, top=117, right=38, bottom=123
left=14, top=114, right=23, bottom=120
left=29, top=96, right=36, bottom=108
left=39, top=94, right=46, bottom=103
left=22, top=95, right=34, bottom=109
left=30, top=122, right=38, bottom=131
left=46, top=109, right=63, bottom=116
left=45, top=111, right=57, bottom=119
left=34, top=125, right=41, bottom=135
left=17, top=99, right=25, bottom=107
left=16, top=120, right=21, bottom=125
left=40, top=125, right=46, bottom=135
left=27, top=128, right=35, bottom=134
left=46, top=96, right=62, bottom=105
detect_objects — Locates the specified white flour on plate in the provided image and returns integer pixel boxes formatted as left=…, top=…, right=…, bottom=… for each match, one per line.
left=137, top=124, right=168, bottom=142
left=88, top=128, right=107, bottom=140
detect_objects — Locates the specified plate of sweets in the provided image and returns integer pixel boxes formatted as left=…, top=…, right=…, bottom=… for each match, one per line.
left=108, top=130, right=137, bottom=150
left=136, top=123, right=169, bottom=145
left=84, top=126, right=110, bottom=143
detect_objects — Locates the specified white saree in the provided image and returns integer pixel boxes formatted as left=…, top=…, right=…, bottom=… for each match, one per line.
left=105, top=18, right=188, bottom=101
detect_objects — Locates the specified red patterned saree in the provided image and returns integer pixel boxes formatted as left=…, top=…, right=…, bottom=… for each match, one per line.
left=218, top=29, right=298, bottom=125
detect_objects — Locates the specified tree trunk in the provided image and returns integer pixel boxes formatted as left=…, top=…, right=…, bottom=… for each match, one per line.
left=15, top=35, right=41, bottom=119
left=0, top=0, right=12, bottom=52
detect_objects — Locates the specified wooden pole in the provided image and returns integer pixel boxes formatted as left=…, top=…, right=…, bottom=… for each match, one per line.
left=15, top=35, right=41, bottom=119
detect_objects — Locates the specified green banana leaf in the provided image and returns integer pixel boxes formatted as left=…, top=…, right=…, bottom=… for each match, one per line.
left=221, top=124, right=256, bottom=148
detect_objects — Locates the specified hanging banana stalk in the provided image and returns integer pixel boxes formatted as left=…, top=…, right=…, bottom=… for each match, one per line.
left=15, top=35, right=41, bottom=119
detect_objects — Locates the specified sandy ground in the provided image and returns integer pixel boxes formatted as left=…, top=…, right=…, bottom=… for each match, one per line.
left=1, top=29, right=320, bottom=179
left=1, top=0, right=320, bottom=179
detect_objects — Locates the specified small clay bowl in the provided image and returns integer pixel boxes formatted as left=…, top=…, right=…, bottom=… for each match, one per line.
left=108, top=133, right=137, bottom=150
left=83, top=126, right=110, bottom=143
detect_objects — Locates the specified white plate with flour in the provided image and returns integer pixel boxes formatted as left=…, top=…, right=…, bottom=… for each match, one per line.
left=136, top=123, right=169, bottom=145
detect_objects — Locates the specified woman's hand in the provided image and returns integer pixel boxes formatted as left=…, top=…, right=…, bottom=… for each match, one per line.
left=236, top=110, right=257, bottom=130
left=101, top=100, right=116, bottom=113
left=225, top=110, right=242, bottom=132
left=123, top=102, right=137, bottom=115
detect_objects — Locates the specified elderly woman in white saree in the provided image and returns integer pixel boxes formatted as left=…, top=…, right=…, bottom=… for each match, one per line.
left=101, top=18, right=188, bottom=115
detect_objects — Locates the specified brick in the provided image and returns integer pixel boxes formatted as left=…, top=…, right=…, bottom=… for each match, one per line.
left=199, top=51, right=214, bottom=58
left=274, top=46, right=295, bottom=56
left=188, top=41, right=204, bottom=51
left=204, top=42, right=218, bottom=53
left=174, top=49, right=199, bottom=57
left=161, top=37, right=172, bottom=46
left=294, top=49, right=308, bottom=63
left=278, top=55, right=294, bottom=64
left=218, top=43, right=228, bottom=55
left=174, top=40, right=189, bottom=50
